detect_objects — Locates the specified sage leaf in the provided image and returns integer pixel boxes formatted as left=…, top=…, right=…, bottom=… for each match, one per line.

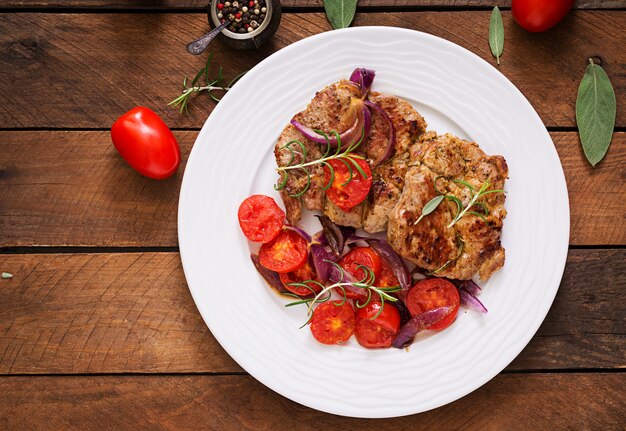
left=489, top=6, right=504, bottom=65
left=576, top=59, right=616, bottom=166
left=1, top=272, right=12, bottom=279
left=324, top=0, right=357, bottom=30
left=415, top=195, right=444, bottom=225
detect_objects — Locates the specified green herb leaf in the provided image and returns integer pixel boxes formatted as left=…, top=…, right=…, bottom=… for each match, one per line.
left=324, top=0, right=357, bottom=29
left=414, top=195, right=444, bottom=225
left=576, top=59, right=616, bottom=166
left=2, top=272, right=12, bottom=279
left=489, top=6, right=504, bottom=65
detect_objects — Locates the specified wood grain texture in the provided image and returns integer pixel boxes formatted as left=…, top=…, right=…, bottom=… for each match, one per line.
left=1, top=131, right=623, bottom=247
left=1, top=0, right=624, bottom=10
left=0, top=11, right=624, bottom=129
left=0, top=249, right=623, bottom=374
left=0, top=374, right=624, bottom=429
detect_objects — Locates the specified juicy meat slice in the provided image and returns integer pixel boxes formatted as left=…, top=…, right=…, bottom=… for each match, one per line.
left=387, top=132, right=508, bottom=281
left=274, top=83, right=427, bottom=232
left=361, top=92, right=427, bottom=232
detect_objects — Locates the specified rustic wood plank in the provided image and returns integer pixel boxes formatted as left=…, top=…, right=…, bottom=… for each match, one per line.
left=0, top=12, right=624, bottom=129
left=2, top=0, right=624, bottom=10
left=0, top=249, right=622, bottom=374
left=0, top=374, right=624, bottom=428
left=2, top=131, right=623, bottom=247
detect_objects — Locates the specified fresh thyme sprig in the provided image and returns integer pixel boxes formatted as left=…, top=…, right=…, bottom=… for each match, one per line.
left=284, top=261, right=400, bottom=327
left=275, top=128, right=366, bottom=198
left=168, top=53, right=246, bottom=114
left=415, top=177, right=505, bottom=228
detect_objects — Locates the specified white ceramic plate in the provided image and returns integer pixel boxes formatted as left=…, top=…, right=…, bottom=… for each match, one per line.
left=178, top=27, right=570, bottom=418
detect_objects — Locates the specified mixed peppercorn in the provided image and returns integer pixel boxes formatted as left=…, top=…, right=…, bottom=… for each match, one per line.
left=217, top=0, right=268, bottom=34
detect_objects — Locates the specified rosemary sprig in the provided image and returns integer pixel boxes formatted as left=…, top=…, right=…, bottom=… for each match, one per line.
left=168, top=53, right=246, bottom=114
left=275, top=128, right=366, bottom=197
left=284, top=261, right=400, bottom=327
left=446, top=179, right=504, bottom=228
left=414, top=177, right=505, bottom=228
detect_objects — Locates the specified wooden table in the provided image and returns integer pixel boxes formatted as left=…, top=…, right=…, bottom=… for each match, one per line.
left=0, top=0, right=624, bottom=428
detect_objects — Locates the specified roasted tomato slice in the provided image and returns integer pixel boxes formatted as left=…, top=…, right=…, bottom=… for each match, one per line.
left=279, top=262, right=322, bottom=297
left=405, top=278, right=460, bottom=330
left=338, top=247, right=382, bottom=300
left=355, top=302, right=401, bottom=348
left=310, top=300, right=355, bottom=345
left=258, top=229, right=308, bottom=274
left=377, top=257, right=400, bottom=288
left=323, top=158, right=372, bottom=212
left=238, top=195, right=285, bottom=243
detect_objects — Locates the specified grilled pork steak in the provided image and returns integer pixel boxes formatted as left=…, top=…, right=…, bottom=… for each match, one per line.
left=275, top=81, right=427, bottom=232
left=275, top=79, right=507, bottom=281
left=387, top=132, right=508, bottom=280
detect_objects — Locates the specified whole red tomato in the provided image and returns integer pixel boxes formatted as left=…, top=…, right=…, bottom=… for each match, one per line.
left=111, top=107, right=180, bottom=179
left=512, top=0, right=574, bottom=32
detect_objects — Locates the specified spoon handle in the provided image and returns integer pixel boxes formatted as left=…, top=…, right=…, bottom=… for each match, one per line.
left=186, top=21, right=230, bottom=55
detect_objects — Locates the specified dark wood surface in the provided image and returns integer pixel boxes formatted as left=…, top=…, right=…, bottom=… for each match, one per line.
left=0, top=0, right=624, bottom=429
left=2, top=0, right=625, bottom=9
left=1, top=374, right=624, bottom=430
left=1, top=12, right=625, bottom=129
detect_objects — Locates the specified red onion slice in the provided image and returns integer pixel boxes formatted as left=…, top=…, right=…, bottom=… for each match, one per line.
left=309, top=243, right=339, bottom=284
left=345, top=235, right=411, bottom=292
left=315, top=215, right=355, bottom=256
left=349, top=68, right=376, bottom=97
left=290, top=106, right=371, bottom=150
left=364, top=100, right=396, bottom=166
left=283, top=225, right=312, bottom=243
left=251, top=254, right=289, bottom=294
left=365, top=238, right=412, bottom=292
left=392, top=306, right=451, bottom=349
left=459, top=289, right=488, bottom=313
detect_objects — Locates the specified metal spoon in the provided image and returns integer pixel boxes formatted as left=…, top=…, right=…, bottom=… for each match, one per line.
left=186, top=20, right=230, bottom=55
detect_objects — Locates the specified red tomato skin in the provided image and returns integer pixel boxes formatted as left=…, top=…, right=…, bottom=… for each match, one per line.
left=323, top=158, right=373, bottom=212
left=406, top=278, right=460, bottom=331
left=339, top=247, right=382, bottom=300
left=279, top=262, right=321, bottom=297
left=377, top=258, right=400, bottom=288
left=258, top=229, right=308, bottom=274
left=238, top=195, right=285, bottom=243
left=355, top=302, right=401, bottom=348
left=310, top=301, right=356, bottom=345
left=111, top=106, right=180, bottom=180
left=512, top=0, right=574, bottom=32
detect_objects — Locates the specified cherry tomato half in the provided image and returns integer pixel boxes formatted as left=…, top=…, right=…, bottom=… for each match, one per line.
left=512, top=0, right=574, bottom=33
left=339, top=247, right=382, bottom=300
left=111, top=106, right=180, bottom=179
left=279, top=262, right=322, bottom=297
left=355, top=302, right=401, bottom=348
left=310, top=300, right=355, bottom=345
left=405, top=278, right=460, bottom=331
left=258, top=229, right=308, bottom=274
left=377, top=258, right=400, bottom=288
left=323, top=158, right=373, bottom=212
left=238, top=195, right=285, bottom=243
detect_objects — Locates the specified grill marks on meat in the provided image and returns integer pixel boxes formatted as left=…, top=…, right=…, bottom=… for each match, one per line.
left=387, top=132, right=508, bottom=280
left=274, top=83, right=427, bottom=231
left=361, top=92, right=427, bottom=232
